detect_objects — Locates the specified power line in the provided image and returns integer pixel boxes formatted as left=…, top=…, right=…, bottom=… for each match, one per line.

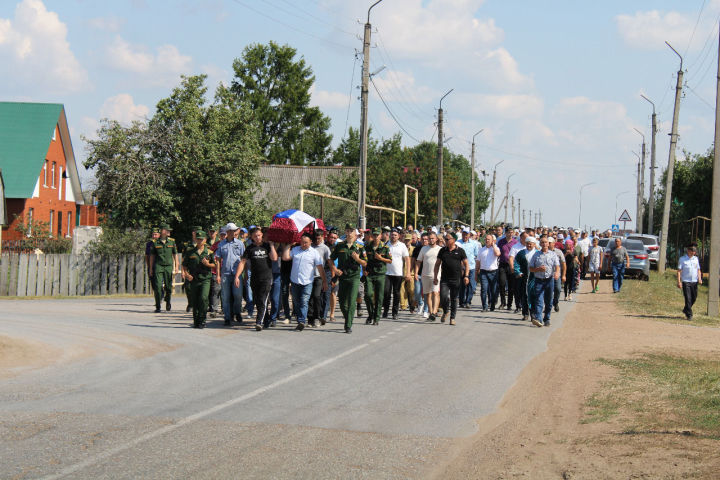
left=686, top=83, right=715, bottom=110
left=271, top=0, right=358, bottom=36
left=683, top=0, right=707, bottom=58
left=342, top=52, right=360, bottom=140
left=369, top=77, right=422, bottom=143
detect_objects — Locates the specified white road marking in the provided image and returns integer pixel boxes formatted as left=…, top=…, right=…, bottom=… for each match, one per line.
left=379, top=335, right=387, bottom=339
left=42, top=342, right=370, bottom=479
left=370, top=338, right=380, bottom=343
left=387, top=331, right=396, bottom=335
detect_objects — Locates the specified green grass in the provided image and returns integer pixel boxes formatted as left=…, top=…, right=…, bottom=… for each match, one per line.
left=582, top=353, right=720, bottom=438
left=617, top=270, right=719, bottom=327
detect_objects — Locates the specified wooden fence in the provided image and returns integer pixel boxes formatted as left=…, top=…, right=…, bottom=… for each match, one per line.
left=0, top=253, right=183, bottom=297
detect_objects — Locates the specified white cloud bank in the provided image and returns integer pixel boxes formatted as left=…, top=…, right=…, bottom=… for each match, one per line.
left=104, top=36, right=192, bottom=87
left=100, top=94, right=149, bottom=124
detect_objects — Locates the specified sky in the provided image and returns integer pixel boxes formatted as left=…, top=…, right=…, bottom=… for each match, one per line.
left=1, top=0, right=718, bottom=230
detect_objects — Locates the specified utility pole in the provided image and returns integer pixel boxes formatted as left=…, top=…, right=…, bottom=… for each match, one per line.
left=634, top=128, right=646, bottom=234
left=641, top=94, right=657, bottom=235
left=708, top=22, right=720, bottom=317
left=658, top=42, right=684, bottom=275
left=489, top=160, right=504, bottom=224
left=633, top=151, right=641, bottom=233
left=518, top=198, right=521, bottom=227
left=511, top=196, right=515, bottom=226
left=357, top=0, right=384, bottom=230
left=529, top=209, right=533, bottom=227
left=470, top=129, right=484, bottom=231
left=504, top=173, right=515, bottom=224
left=437, top=89, right=453, bottom=226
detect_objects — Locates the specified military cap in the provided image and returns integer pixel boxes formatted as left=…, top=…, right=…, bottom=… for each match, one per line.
left=371, top=228, right=381, bottom=235
left=208, top=225, right=218, bottom=231
left=419, top=224, right=424, bottom=228
left=196, top=230, right=207, bottom=239
left=151, top=227, right=160, bottom=234
left=191, top=226, right=203, bottom=233
left=344, top=222, right=354, bottom=230
left=382, top=226, right=391, bottom=232
left=404, top=233, right=412, bottom=240
left=159, top=223, right=172, bottom=230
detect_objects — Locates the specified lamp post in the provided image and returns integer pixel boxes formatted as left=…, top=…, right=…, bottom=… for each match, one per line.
left=470, top=129, right=484, bottom=230
left=578, top=182, right=595, bottom=230
left=504, top=173, right=516, bottom=224
left=437, top=88, right=453, bottom=226
left=489, top=159, right=504, bottom=224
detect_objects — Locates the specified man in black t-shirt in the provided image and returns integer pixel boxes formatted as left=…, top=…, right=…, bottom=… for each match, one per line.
left=433, top=232, right=469, bottom=325
left=234, top=227, right=277, bottom=330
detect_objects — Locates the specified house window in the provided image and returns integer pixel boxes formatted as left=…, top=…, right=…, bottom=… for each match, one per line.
left=43, top=161, right=48, bottom=186
left=57, top=211, right=62, bottom=237
left=51, top=162, right=56, bottom=188
left=67, top=212, right=72, bottom=236
left=28, top=208, right=34, bottom=236
left=49, top=210, right=54, bottom=237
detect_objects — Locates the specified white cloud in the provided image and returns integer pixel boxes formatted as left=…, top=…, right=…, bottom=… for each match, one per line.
left=616, top=10, right=704, bottom=51
left=453, top=93, right=544, bottom=120
left=551, top=97, right=635, bottom=151
left=104, top=36, right=192, bottom=86
left=371, top=69, right=436, bottom=104
left=0, top=0, right=89, bottom=93
left=310, top=85, right=349, bottom=109
left=99, top=94, right=149, bottom=124
left=87, top=16, right=124, bottom=32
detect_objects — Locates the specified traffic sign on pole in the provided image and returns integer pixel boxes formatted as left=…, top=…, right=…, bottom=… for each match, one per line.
left=611, top=224, right=619, bottom=233
left=618, top=210, right=632, bottom=222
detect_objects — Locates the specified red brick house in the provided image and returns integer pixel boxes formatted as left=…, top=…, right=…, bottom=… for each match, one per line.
left=0, top=102, right=97, bottom=242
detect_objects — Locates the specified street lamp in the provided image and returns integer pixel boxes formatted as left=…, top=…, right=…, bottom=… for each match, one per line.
left=489, top=159, right=504, bottom=224
left=470, top=128, right=484, bottom=230
left=615, top=191, right=630, bottom=225
left=578, top=182, right=595, bottom=231
left=504, top=173, right=516, bottom=224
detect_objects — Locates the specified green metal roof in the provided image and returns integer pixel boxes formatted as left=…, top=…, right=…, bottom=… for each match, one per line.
left=0, top=102, right=63, bottom=198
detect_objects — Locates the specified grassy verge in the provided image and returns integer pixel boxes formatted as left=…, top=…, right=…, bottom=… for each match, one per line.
left=582, top=353, right=720, bottom=439
left=616, top=270, right=719, bottom=327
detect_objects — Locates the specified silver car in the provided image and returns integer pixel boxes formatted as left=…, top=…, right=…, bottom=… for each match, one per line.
left=599, top=237, right=650, bottom=280
left=626, top=234, right=660, bottom=268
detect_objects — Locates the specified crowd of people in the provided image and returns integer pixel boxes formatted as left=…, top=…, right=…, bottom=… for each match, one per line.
left=145, top=222, right=643, bottom=331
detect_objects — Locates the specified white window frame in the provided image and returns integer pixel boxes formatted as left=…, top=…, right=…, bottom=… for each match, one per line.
left=66, top=212, right=72, bottom=237
left=49, top=210, right=54, bottom=237
left=51, top=161, right=56, bottom=188
left=43, top=161, right=48, bottom=187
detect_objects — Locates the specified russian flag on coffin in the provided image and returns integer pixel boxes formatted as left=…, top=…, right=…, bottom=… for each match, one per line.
left=265, top=209, right=326, bottom=244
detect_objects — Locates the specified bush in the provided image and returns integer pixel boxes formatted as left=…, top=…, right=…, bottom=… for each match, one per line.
left=86, top=227, right=149, bottom=255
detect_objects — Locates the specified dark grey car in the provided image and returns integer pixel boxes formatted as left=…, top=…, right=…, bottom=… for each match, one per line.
left=600, top=237, right=650, bottom=280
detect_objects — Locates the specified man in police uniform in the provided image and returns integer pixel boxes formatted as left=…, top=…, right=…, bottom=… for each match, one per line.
left=363, top=228, right=392, bottom=325
left=182, top=230, right=215, bottom=328
left=149, top=223, right=178, bottom=312
left=330, top=224, right=367, bottom=333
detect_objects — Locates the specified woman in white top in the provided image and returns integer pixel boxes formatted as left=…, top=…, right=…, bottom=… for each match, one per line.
left=588, top=237, right=603, bottom=293
left=677, top=243, right=702, bottom=320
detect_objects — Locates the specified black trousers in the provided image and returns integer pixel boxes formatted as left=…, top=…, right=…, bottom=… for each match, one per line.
left=516, top=274, right=529, bottom=316
left=440, top=279, right=462, bottom=319
left=383, top=275, right=403, bottom=316
left=498, top=263, right=516, bottom=308
left=308, top=276, right=326, bottom=322
left=682, top=281, right=698, bottom=317
left=251, top=279, right=272, bottom=327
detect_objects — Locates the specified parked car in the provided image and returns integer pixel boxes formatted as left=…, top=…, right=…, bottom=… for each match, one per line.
left=625, top=233, right=660, bottom=268
left=599, top=237, right=650, bottom=280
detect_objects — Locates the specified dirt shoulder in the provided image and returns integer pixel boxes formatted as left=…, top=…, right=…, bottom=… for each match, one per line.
left=431, top=278, right=720, bottom=480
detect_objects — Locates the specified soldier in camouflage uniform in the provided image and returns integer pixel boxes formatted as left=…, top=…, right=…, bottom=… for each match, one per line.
left=182, top=230, right=216, bottom=328
left=363, top=228, right=392, bottom=325
left=330, top=224, right=367, bottom=333
left=149, top=223, right=178, bottom=312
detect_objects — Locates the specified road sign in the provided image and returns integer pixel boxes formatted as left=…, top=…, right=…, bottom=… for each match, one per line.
left=611, top=224, right=619, bottom=233
left=618, top=210, right=632, bottom=222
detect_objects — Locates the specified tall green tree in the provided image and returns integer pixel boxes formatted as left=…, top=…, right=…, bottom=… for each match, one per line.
left=230, top=41, right=332, bottom=165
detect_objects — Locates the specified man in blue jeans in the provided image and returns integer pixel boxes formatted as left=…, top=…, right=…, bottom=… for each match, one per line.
left=214, top=223, right=245, bottom=326
left=529, top=237, right=560, bottom=327
left=477, top=234, right=501, bottom=312
left=609, top=237, right=630, bottom=293
left=282, top=234, right=327, bottom=331
left=457, top=228, right=479, bottom=308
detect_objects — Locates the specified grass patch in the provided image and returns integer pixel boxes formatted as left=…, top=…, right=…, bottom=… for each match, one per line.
left=617, top=270, right=719, bottom=327
left=582, top=353, right=720, bottom=438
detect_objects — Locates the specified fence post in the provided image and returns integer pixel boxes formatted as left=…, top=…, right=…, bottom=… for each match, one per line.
left=35, top=254, right=46, bottom=296
left=16, top=253, right=29, bottom=297
left=118, top=255, right=127, bottom=294
left=0, top=254, right=9, bottom=296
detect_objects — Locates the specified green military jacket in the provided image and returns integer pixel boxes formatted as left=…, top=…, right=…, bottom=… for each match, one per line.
left=363, top=242, right=391, bottom=276
left=331, top=241, right=366, bottom=280
left=182, top=245, right=214, bottom=281
left=152, top=237, right=177, bottom=268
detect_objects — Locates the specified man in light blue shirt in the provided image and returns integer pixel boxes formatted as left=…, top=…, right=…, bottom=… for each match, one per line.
left=529, top=237, right=560, bottom=327
left=215, top=223, right=245, bottom=326
left=457, top=228, right=479, bottom=307
left=282, top=233, right=327, bottom=331
left=677, top=243, right=702, bottom=320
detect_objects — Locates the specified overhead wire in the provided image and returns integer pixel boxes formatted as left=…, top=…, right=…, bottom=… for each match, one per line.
left=683, top=0, right=708, bottom=58
left=369, top=77, right=422, bottom=143
left=342, top=52, right=360, bottom=140
left=271, top=0, right=358, bottom=36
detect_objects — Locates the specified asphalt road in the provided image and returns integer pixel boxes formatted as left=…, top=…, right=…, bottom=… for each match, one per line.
left=0, top=292, right=575, bottom=479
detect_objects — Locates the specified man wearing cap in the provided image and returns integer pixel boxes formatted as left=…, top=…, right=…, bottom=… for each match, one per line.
left=548, top=237, right=566, bottom=313
left=208, top=226, right=222, bottom=317
left=215, top=223, right=245, bottom=326
left=149, top=224, right=178, bottom=313
left=513, top=235, right=538, bottom=321
left=529, top=237, right=561, bottom=327
left=363, top=228, right=392, bottom=325
left=182, top=227, right=202, bottom=313
left=380, top=226, right=391, bottom=246
left=182, top=230, right=215, bottom=328
left=457, top=228, right=479, bottom=308
left=434, top=232, right=469, bottom=325
left=383, top=229, right=410, bottom=320
left=331, top=224, right=367, bottom=333
left=145, top=227, right=160, bottom=296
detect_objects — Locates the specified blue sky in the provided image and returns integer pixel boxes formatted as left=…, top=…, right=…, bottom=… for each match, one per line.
left=1, top=0, right=717, bottom=230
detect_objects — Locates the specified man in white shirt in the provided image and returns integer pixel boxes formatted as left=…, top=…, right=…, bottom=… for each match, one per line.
left=578, top=231, right=591, bottom=279
left=383, top=229, right=410, bottom=320
left=416, top=231, right=442, bottom=322
left=477, top=234, right=501, bottom=312
left=677, top=243, right=702, bottom=320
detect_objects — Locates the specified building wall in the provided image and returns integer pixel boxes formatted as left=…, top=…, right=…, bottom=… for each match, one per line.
left=1, top=125, right=81, bottom=241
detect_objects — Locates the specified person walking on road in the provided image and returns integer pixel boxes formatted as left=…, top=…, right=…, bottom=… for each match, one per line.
left=307, top=229, right=331, bottom=327
left=416, top=231, right=442, bottom=322
left=609, top=237, right=630, bottom=293
left=677, top=243, right=702, bottom=320
left=181, top=230, right=215, bottom=329
left=548, top=237, right=566, bottom=312
left=588, top=237, right=603, bottom=293
left=283, top=234, right=327, bottom=331
left=457, top=228, right=479, bottom=308
left=363, top=228, right=392, bottom=325
left=513, top=236, right=537, bottom=321
left=529, top=237, right=560, bottom=327
left=434, top=232, right=469, bottom=325
left=330, top=225, right=367, bottom=333
left=383, top=229, right=410, bottom=320
left=215, top=223, right=245, bottom=326
left=477, top=234, right=501, bottom=312
left=149, top=224, right=178, bottom=313
left=234, top=227, right=277, bottom=331
left=145, top=227, right=160, bottom=296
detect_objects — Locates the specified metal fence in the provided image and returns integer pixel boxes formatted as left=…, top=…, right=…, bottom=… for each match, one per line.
left=0, top=253, right=178, bottom=297
left=667, top=216, right=711, bottom=270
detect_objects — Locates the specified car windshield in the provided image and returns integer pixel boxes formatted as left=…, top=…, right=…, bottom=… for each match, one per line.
left=598, top=239, right=610, bottom=248
left=627, top=236, right=657, bottom=246
left=623, top=239, right=645, bottom=252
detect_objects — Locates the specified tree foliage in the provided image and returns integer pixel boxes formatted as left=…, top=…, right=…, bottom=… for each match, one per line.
left=230, top=41, right=332, bottom=165
left=84, top=75, right=266, bottom=240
